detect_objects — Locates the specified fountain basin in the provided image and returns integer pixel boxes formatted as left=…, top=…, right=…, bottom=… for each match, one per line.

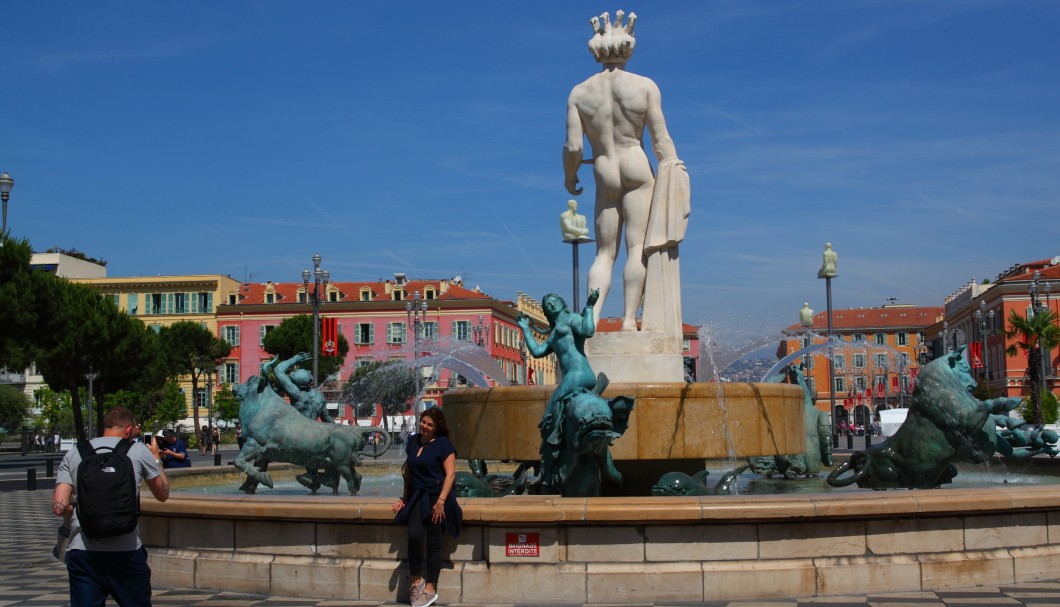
left=141, top=477, right=1060, bottom=603
left=444, top=382, right=806, bottom=492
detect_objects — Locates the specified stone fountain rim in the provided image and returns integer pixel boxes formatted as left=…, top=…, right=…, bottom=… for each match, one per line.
left=143, top=483, right=1060, bottom=524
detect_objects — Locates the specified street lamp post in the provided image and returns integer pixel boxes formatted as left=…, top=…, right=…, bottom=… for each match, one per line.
left=406, top=291, right=428, bottom=413
left=301, top=253, right=330, bottom=387
left=976, top=299, right=994, bottom=381
left=473, top=315, right=490, bottom=347
left=817, top=243, right=838, bottom=448
left=0, top=171, right=14, bottom=234
left=1029, top=271, right=1051, bottom=415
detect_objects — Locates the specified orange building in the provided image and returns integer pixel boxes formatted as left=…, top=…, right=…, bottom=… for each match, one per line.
left=779, top=304, right=943, bottom=426
left=934, top=257, right=1060, bottom=405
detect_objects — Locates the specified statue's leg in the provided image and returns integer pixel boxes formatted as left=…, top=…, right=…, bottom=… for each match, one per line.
left=296, top=467, right=322, bottom=493
left=235, top=440, right=274, bottom=489
left=619, top=184, right=653, bottom=330
left=587, top=192, right=620, bottom=326
left=321, top=466, right=340, bottom=492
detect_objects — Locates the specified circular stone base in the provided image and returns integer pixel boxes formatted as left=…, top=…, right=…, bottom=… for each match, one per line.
left=443, top=382, right=806, bottom=492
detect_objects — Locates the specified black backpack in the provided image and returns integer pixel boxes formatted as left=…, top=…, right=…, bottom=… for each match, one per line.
left=75, top=439, right=140, bottom=539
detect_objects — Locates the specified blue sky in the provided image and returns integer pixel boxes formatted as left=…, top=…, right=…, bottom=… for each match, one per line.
left=3, top=1, right=1059, bottom=349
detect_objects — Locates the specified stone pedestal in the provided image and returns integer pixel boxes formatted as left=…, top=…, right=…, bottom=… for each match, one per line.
left=584, top=330, right=684, bottom=383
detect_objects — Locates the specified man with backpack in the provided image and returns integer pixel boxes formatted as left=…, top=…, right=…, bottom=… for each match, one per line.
left=51, top=407, right=169, bottom=607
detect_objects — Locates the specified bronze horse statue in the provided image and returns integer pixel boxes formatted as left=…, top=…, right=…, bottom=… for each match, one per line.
left=233, top=374, right=391, bottom=494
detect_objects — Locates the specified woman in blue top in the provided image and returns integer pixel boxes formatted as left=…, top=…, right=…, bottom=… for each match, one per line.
left=392, top=408, right=461, bottom=607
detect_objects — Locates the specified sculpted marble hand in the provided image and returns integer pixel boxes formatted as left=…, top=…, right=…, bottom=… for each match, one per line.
left=563, top=10, right=689, bottom=332
left=560, top=199, right=590, bottom=240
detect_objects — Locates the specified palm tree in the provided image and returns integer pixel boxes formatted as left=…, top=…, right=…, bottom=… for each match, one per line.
left=1005, top=308, right=1060, bottom=425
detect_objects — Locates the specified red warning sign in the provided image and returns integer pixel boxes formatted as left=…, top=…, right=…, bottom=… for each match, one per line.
left=505, top=532, right=540, bottom=557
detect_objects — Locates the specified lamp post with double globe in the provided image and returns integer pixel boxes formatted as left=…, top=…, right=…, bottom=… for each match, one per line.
left=301, top=254, right=330, bottom=387
left=406, top=291, right=429, bottom=413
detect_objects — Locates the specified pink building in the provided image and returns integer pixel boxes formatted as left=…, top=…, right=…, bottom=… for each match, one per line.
left=215, top=274, right=529, bottom=424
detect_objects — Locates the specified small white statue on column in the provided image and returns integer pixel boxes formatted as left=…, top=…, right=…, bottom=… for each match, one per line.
left=560, top=199, right=590, bottom=241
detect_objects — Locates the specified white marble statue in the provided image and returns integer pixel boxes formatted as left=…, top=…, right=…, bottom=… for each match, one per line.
left=560, top=199, right=590, bottom=241
left=563, top=10, right=690, bottom=335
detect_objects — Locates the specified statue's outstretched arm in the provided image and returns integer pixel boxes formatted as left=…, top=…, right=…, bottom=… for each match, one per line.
left=518, top=315, right=551, bottom=359
left=274, top=352, right=311, bottom=397
left=578, top=289, right=599, bottom=337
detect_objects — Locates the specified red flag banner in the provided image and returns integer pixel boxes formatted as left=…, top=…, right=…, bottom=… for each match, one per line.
left=891, top=376, right=899, bottom=391
left=867, top=387, right=873, bottom=398
left=322, top=317, right=338, bottom=356
left=968, top=342, right=984, bottom=369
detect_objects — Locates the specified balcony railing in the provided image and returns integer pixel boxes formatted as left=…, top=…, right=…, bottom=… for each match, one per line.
left=0, top=371, right=26, bottom=384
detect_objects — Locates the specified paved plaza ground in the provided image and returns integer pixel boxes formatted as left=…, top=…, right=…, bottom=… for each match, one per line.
left=4, top=445, right=1060, bottom=606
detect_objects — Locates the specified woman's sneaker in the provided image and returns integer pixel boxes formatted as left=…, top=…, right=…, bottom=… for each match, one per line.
left=420, top=590, right=438, bottom=607
left=409, top=579, right=425, bottom=606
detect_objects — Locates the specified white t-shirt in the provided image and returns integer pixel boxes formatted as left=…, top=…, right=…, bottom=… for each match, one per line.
left=56, top=436, right=161, bottom=552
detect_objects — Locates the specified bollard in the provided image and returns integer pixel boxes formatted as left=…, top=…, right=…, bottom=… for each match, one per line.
left=27, top=468, right=37, bottom=491
left=846, top=433, right=854, bottom=449
left=46, top=457, right=55, bottom=477
left=832, top=433, right=839, bottom=449
left=865, top=431, right=872, bottom=448
left=214, top=453, right=222, bottom=467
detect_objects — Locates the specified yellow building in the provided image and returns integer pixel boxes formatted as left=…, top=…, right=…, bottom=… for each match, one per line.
left=73, top=274, right=241, bottom=422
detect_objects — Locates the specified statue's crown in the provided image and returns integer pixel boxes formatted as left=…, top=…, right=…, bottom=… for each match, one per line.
left=588, top=10, right=636, bottom=64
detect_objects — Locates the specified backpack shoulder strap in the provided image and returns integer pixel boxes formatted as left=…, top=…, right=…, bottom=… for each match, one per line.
left=114, top=438, right=135, bottom=456
left=76, top=439, right=96, bottom=459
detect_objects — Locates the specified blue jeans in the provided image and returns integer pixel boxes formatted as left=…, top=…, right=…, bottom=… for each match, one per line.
left=66, top=547, right=152, bottom=607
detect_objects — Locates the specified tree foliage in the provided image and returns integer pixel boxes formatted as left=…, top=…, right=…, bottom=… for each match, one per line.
left=0, top=234, right=64, bottom=371
left=0, top=384, right=31, bottom=431
left=1005, top=308, right=1060, bottom=425
left=213, top=384, right=241, bottom=425
left=261, top=314, right=349, bottom=383
left=343, top=361, right=417, bottom=429
left=158, top=320, right=232, bottom=433
left=33, top=387, right=75, bottom=437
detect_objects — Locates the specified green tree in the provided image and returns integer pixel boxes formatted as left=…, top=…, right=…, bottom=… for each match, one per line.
left=1005, top=308, right=1060, bottom=425
left=343, top=360, right=416, bottom=432
left=96, top=379, right=186, bottom=432
left=262, top=314, right=349, bottom=385
left=0, top=234, right=64, bottom=371
left=213, top=384, right=241, bottom=425
left=1041, top=389, right=1059, bottom=425
left=158, top=321, right=232, bottom=437
left=0, top=384, right=31, bottom=432
left=33, top=387, right=75, bottom=438
left=35, top=280, right=160, bottom=440
left=971, top=379, right=999, bottom=402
